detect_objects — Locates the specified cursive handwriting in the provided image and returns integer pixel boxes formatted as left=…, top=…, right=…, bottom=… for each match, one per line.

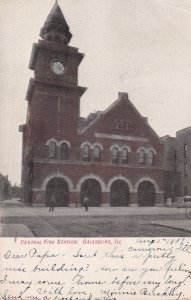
left=0, top=238, right=191, bottom=300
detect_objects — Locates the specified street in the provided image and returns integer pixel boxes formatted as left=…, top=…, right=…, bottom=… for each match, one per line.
left=0, top=199, right=191, bottom=237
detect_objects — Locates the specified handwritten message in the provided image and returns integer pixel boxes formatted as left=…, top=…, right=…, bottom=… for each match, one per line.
left=0, top=238, right=191, bottom=300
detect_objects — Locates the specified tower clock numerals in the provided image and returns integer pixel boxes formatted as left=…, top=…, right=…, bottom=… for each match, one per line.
left=51, top=61, right=65, bottom=75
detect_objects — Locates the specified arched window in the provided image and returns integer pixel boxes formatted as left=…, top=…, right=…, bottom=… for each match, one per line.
left=93, top=146, right=101, bottom=162
left=49, top=142, right=57, bottom=159
left=111, top=147, right=119, bottom=164
left=82, top=145, right=90, bottom=161
left=60, top=143, right=69, bottom=160
left=148, top=150, right=154, bottom=165
left=121, top=148, right=128, bottom=164
left=139, top=150, right=145, bottom=165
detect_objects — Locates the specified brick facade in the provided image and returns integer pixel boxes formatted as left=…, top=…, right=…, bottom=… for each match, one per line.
left=20, top=2, right=164, bottom=207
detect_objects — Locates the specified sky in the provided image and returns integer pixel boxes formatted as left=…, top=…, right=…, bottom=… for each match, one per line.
left=0, top=0, right=191, bottom=185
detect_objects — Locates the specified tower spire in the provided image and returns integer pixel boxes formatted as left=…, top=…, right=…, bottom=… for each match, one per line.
left=40, top=1, right=72, bottom=44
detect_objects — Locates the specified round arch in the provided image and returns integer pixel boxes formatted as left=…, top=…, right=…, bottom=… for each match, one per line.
left=134, top=177, right=159, bottom=192
left=76, top=174, right=106, bottom=192
left=92, top=143, right=104, bottom=150
left=110, top=144, right=121, bottom=151
left=136, top=146, right=147, bottom=153
left=46, top=138, right=58, bottom=146
left=57, top=140, right=71, bottom=147
left=121, top=145, right=131, bottom=152
left=41, top=173, right=74, bottom=191
left=107, top=175, right=133, bottom=192
left=147, top=147, right=156, bottom=155
left=80, top=141, right=92, bottom=149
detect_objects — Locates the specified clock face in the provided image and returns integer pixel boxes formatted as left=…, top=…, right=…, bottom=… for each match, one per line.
left=52, top=61, right=65, bottom=75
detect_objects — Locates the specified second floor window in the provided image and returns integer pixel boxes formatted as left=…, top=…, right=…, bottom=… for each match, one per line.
left=93, top=146, right=101, bottom=162
left=82, top=145, right=90, bottom=161
left=121, top=148, right=128, bottom=164
left=49, top=142, right=56, bottom=159
left=60, top=143, right=68, bottom=160
left=139, top=150, right=145, bottom=165
left=148, top=150, right=154, bottom=165
left=111, top=147, right=119, bottom=164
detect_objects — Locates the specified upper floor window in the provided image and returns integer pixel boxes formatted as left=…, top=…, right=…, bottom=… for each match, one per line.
left=184, top=144, right=188, bottom=158
left=60, top=143, right=69, bottom=160
left=148, top=150, right=154, bottom=165
left=139, top=150, right=145, bottom=165
left=93, top=146, right=101, bottom=162
left=82, top=145, right=90, bottom=162
left=121, top=148, right=128, bottom=164
left=184, top=163, right=188, bottom=177
left=49, top=142, right=57, bottom=159
left=111, top=147, right=119, bottom=164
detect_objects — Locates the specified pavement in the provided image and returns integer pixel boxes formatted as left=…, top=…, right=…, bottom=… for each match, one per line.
left=0, top=199, right=191, bottom=237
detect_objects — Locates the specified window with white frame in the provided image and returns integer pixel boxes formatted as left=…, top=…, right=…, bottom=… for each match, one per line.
left=60, top=143, right=69, bottom=160
left=111, top=147, right=119, bottom=164
left=121, top=148, right=128, bottom=164
left=93, top=146, right=101, bottom=162
left=49, top=142, right=57, bottom=159
left=148, top=150, right=154, bottom=165
left=138, top=150, right=145, bottom=165
left=82, top=144, right=90, bottom=161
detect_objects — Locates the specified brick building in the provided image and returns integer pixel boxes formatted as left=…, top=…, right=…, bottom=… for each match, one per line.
left=19, top=2, right=164, bottom=207
left=161, top=127, right=191, bottom=201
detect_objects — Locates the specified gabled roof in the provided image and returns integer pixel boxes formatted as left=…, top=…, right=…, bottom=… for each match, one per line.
left=78, top=92, right=161, bottom=143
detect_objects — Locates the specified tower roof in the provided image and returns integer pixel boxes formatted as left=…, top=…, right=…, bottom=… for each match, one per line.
left=40, top=1, right=72, bottom=44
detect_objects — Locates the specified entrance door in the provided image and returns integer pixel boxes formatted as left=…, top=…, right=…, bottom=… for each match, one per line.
left=110, top=180, right=129, bottom=206
left=46, top=177, right=69, bottom=207
left=138, top=181, right=155, bottom=206
left=80, top=179, right=101, bottom=207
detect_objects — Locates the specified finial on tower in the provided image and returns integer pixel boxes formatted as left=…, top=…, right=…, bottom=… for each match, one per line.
left=55, top=0, right=58, bottom=5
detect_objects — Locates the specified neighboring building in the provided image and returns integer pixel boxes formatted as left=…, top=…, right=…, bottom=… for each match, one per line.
left=161, top=127, right=191, bottom=200
left=160, top=136, right=181, bottom=201
left=19, top=2, right=164, bottom=207
left=176, top=127, right=191, bottom=196
left=0, top=173, right=11, bottom=200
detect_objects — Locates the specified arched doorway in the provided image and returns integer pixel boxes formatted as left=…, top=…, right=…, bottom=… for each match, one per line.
left=46, top=177, right=69, bottom=207
left=80, top=179, right=102, bottom=207
left=110, top=180, right=130, bottom=207
left=137, top=181, right=155, bottom=206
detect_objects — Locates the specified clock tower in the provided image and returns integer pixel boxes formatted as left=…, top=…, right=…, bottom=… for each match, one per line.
left=20, top=1, right=86, bottom=203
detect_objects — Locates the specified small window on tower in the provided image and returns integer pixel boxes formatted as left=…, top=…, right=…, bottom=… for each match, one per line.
left=49, top=142, right=57, bottom=159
